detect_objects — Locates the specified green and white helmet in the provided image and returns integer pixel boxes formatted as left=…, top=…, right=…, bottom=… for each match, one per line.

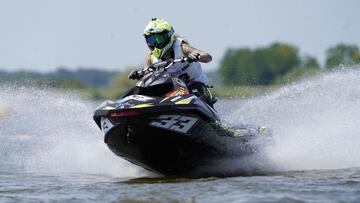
left=144, top=18, right=175, bottom=59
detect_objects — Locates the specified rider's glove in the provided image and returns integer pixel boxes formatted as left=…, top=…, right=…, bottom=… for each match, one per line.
left=128, top=70, right=144, bottom=80
left=187, top=52, right=201, bottom=62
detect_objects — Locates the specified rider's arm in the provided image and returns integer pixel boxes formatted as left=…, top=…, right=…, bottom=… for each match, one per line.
left=144, top=51, right=152, bottom=70
left=182, top=43, right=212, bottom=63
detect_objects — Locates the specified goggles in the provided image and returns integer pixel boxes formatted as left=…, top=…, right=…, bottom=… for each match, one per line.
left=145, top=32, right=171, bottom=49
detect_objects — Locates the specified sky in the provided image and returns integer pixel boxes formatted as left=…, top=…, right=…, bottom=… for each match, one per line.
left=0, top=0, right=359, bottom=72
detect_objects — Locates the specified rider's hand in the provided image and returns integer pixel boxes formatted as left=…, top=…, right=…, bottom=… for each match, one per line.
left=128, top=70, right=143, bottom=80
left=187, top=52, right=201, bottom=62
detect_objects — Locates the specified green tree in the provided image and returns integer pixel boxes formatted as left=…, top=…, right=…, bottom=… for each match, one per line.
left=218, top=42, right=301, bottom=85
left=274, top=54, right=321, bottom=84
left=301, top=55, right=320, bottom=69
left=104, top=68, right=137, bottom=99
left=325, top=44, right=360, bottom=68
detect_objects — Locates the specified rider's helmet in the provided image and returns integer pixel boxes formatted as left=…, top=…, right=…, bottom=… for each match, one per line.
left=143, top=18, right=175, bottom=59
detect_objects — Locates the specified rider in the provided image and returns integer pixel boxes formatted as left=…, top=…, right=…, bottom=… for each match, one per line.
left=128, top=18, right=215, bottom=106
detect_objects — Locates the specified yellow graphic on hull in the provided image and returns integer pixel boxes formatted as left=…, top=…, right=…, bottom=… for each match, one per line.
left=130, top=103, right=154, bottom=108
left=103, top=106, right=115, bottom=110
left=136, top=81, right=143, bottom=87
left=160, top=97, right=170, bottom=103
left=175, top=98, right=193, bottom=105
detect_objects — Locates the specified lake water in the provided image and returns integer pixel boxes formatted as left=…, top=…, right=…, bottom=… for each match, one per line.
left=1, top=69, right=360, bottom=202
left=1, top=168, right=360, bottom=203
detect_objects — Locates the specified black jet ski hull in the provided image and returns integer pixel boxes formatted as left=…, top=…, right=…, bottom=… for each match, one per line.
left=101, top=112, right=266, bottom=177
left=94, top=91, right=271, bottom=177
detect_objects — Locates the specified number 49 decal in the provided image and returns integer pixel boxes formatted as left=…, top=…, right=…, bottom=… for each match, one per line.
left=149, top=115, right=198, bottom=134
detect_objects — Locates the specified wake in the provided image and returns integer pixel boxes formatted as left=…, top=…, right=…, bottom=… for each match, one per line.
left=1, top=67, right=359, bottom=177
left=0, top=86, right=143, bottom=178
left=222, top=67, right=360, bottom=171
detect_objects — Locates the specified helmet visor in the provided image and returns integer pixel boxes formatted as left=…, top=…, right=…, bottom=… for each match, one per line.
left=145, top=32, right=171, bottom=49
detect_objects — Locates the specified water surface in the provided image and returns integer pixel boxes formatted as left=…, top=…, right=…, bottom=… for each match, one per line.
left=1, top=69, right=360, bottom=202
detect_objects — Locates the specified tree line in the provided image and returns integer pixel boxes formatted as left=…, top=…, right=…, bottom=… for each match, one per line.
left=0, top=68, right=117, bottom=88
left=218, top=43, right=360, bottom=86
left=0, top=43, right=359, bottom=99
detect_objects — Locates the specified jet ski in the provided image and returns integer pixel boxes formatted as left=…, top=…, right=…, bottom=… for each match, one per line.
left=93, top=58, right=272, bottom=177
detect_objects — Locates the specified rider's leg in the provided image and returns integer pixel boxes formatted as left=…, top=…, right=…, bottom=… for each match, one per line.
left=187, top=82, right=214, bottom=107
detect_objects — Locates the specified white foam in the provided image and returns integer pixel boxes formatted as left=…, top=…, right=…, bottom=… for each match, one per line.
left=223, top=67, right=360, bottom=171
left=2, top=67, right=360, bottom=176
left=0, top=85, right=143, bottom=178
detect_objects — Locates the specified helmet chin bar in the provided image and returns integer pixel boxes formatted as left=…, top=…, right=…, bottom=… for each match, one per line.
left=151, top=35, right=176, bottom=59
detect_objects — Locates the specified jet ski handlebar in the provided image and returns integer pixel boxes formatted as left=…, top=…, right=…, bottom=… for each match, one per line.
left=147, top=57, right=194, bottom=72
left=128, top=57, right=197, bottom=80
left=128, top=57, right=194, bottom=80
